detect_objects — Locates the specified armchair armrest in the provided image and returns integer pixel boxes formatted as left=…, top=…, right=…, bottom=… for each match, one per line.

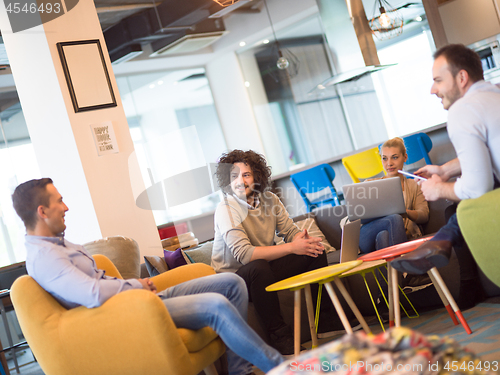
left=151, top=263, right=216, bottom=292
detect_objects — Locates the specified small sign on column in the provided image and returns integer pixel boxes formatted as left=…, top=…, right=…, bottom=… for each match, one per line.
left=90, top=121, right=119, bottom=156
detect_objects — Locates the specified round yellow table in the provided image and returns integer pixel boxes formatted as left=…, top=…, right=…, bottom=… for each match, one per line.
left=266, top=260, right=371, bottom=355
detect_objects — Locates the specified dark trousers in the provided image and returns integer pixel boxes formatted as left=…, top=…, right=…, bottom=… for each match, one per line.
left=433, top=207, right=478, bottom=281
left=433, top=174, right=500, bottom=283
left=236, top=252, right=328, bottom=334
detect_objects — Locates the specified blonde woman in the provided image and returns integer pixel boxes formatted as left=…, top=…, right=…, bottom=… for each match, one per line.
left=359, top=137, right=429, bottom=253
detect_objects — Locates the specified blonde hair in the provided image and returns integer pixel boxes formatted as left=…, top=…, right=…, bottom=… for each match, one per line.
left=381, top=137, right=407, bottom=158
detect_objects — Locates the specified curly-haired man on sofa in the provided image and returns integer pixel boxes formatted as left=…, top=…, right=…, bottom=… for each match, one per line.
left=211, top=150, right=338, bottom=355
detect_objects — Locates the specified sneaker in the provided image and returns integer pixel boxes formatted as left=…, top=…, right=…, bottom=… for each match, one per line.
left=401, top=274, right=433, bottom=294
left=317, top=318, right=363, bottom=338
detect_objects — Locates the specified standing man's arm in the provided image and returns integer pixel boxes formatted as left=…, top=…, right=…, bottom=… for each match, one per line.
left=418, top=174, right=460, bottom=201
left=415, top=158, right=461, bottom=181
left=418, top=105, right=494, bottom=201
left=415, top=159, right=462, bottom=201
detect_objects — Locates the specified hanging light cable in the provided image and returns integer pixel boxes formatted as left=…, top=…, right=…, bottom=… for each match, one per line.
left=262, top=0, right=299, bottom=75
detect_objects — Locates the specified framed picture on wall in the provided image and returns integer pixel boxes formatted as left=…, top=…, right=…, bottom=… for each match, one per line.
left=56, top=39, right=117, bottom=113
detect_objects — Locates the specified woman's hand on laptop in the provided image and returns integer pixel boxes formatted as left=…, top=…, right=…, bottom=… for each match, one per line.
left=292, top=230, right=325, bottom=257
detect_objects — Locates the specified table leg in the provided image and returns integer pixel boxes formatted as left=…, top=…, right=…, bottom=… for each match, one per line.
left=332, top=278, right=371, bottom=334
left=387, top=264, right=394, bottom=327
left=294, top=289, right=301, bottom=356
left=323, top=282, right=352, bottom=334
left=390, top=264, right=401, bottom=327
left=427, top=270, right=458, bottom=325
left=303, top=285, right=318, bottom=349
left=428, top=267, right=472, bottom=334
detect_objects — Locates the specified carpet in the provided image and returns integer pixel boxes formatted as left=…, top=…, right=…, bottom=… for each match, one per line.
left=399, top=300, right=500, bottom=363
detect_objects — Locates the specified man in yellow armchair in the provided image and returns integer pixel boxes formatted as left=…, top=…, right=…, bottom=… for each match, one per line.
left=12, top=178, right=284, bottom=375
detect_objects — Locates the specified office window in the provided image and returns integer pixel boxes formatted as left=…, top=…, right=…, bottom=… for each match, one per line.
left=0, top=104, right=41, bottom=267
left=374, top=29, right=448, bottom=137
left=116, top=68, right=227, bottom=226
left=237, top=15, right=448, bottom=176
left=237, top=15, right=388, bottom=176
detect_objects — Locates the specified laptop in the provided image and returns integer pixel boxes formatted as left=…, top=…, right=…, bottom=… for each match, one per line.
left=339, top=219, right=361, bottom=263
left=342, top=177, right=406, bottom=221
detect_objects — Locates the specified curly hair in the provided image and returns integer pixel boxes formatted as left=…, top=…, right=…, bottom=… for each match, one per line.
left=216, top=150, right=272, bottom=195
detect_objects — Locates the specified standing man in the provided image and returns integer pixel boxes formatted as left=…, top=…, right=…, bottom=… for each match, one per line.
left=12, top=178, right=283, bottom=375
left=211, top=150, right=338, bottom=355
left=392, top=44, right=500, bottom=301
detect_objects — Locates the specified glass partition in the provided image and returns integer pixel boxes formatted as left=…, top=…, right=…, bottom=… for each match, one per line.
left=237, top=13, right=447, bottom=176
left=0, top=103, right=40, bottom=267
left=116, top=68, right=226, bottom=226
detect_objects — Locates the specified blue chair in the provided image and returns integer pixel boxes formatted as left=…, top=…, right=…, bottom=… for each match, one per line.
left=402, top=133, right=433, bottom=165
left=290, top=164, right=342, bottom=212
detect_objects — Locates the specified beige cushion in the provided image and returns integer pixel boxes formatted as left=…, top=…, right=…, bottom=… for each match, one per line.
left=275, top=217, right=336, bottom=253
left=84, top=236, right=141, bottom=279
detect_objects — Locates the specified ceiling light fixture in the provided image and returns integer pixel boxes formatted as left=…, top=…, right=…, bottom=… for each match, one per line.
left=262, top=0, right=299, bottom=80
left=369, top=0, right=404, bottom=40
left=213, top=0, right=237, bottom=6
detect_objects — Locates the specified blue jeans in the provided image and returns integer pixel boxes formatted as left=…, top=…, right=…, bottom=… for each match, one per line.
left=432, top=212, right=462, bottom=244
left=158, top=273, right=283, bottom=375
left=359, top=214, right=407, bottom=254
left=433, top=212, right=477, bottom=281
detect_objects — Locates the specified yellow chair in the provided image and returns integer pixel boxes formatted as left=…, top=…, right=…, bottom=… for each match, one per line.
left=342, top=147, right=386, bottom=183
left=10, top=255, right=225, bottom=375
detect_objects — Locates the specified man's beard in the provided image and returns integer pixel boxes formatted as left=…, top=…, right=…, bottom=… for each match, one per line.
left=445, top=81, right=462, bottom=110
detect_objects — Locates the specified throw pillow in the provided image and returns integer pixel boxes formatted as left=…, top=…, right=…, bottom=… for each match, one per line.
left=184, top=241, right=214, bottom=265
left=275, top=217, right=336, bottom=253
left=143, top=255, right=169, bottom=276
left=163, top=248, right=193, bottom=270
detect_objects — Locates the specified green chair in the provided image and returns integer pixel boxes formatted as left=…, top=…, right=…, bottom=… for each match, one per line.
left=457, top=188, right=500, bottom=287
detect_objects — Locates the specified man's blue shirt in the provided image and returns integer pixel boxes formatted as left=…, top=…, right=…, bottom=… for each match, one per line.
left=25, top=235, right=142, bottom=309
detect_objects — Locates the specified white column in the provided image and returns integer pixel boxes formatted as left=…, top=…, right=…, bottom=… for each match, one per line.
left=0, top=0, right=163, bottom=257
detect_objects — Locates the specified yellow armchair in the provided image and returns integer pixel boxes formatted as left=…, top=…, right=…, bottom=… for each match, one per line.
left=10, top=255, right=225, bottom=375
